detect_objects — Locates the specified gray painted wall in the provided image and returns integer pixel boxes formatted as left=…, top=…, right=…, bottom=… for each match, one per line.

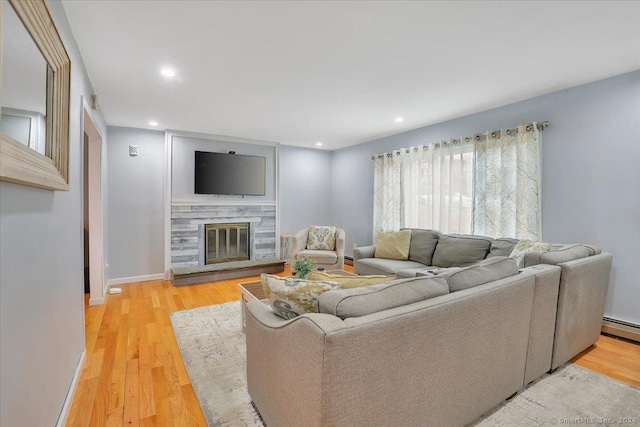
left=331, top=70, right=640, bottom=325
left=105, top=130, right=332, bottom=278
left=0, top=1, right=108, bottom=425
left=279, top=145, right=333, bottom=234
left=171, top=135, right=277, bottom=203
left=0, top=113, right=31, bottom=145
left=107, top=127, right=165, bottom=279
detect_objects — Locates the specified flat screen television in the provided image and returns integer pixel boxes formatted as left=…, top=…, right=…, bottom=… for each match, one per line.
left=194, top=151, right=266, bottom=196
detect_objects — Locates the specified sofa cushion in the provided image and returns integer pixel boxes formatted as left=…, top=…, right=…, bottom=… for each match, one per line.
left=509, top=240, right=550, bottom=268
left=540, top=245, right=591, bottom=265
left=318, top=276, right=449, bottom=319
left=395, top=267, right=434, bottom=278
left=307, top=226, right=336, bottom=250
left=488, top=238, right=520, bottom=258
left=355, top=258, right=427, bottom=275
left=402, top=228, right=440, bottom=266
left=296, top=249, right=338, bottom=265
left=431, top=234, right=492, bottom=267
left=375, top=230, right=412, bottom=260
left=261, top=273, right=340, bottom=319
left=308, top=271, right=395, bottom=289
left=437, top=257, right=519, bottom=292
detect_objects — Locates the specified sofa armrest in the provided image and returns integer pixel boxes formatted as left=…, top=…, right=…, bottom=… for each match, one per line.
left=245, top=301, right=346, bottom=427
left=519, top=265, right=561, bottom=384
left=551, top=252, right=613, bottom=369
left=289, top=228, right=309, bottom=260
left=245, top=301, right=346, bottom=333
left=354, top=245, right=376, bottom=261
left=335, top=228, right=346, bottom=257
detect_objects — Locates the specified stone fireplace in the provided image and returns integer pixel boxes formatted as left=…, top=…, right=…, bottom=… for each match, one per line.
left=170, top=204, right=276, bottom=268
left=205, top=222, right=250, bottom=264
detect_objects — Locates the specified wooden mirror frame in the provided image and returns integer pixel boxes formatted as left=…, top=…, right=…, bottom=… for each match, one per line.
left=0, top=0, right=71, bottom=191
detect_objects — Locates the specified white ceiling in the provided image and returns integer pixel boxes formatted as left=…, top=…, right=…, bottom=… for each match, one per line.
left=62, top=1, right=640, bottom=150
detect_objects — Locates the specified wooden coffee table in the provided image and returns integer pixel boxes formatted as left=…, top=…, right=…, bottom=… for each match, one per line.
left=238, top=269, right=356, bottom=329
left=238, top=280, right=265, bottom=330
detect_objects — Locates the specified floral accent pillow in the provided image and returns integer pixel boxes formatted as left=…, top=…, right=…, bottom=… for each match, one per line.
left=261, top=274, right=341, bottom=319
left=306, top=226, right=337, bottom=251
left=509, top=239, right=551, bottom=268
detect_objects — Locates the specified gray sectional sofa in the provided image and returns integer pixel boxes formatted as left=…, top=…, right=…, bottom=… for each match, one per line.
left=354, top=228, right=613, bottom=369
left=353, top=228, right=601, bottom=277
left=244, top=229, right=613, bottom=426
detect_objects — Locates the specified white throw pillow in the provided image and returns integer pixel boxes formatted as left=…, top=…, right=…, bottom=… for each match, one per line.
left=509, top=240, right=550, bottom=268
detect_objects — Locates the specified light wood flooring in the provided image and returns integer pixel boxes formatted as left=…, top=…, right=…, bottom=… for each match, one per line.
left=67, top=266, right=640, bottom=426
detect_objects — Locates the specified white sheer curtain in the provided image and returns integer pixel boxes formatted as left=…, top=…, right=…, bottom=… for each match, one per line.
left=373, top=138, right=474, bottom=238
left=403, top=139, right=474, bottom=234
left=373, top=152, right=403, bottom=240
left=473, top=123, right=542, bottom=239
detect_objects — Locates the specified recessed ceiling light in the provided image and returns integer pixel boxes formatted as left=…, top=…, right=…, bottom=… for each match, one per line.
left=316, top=142, right=323, bottom=147
left=161, top=67, right=176, bottom=78
left=149, top=120, right=158, bottom=126
left=395, top=117, right=404, bottom=123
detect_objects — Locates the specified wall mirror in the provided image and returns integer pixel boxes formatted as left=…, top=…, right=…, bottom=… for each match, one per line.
left=0, top=0, right=71, bottom=191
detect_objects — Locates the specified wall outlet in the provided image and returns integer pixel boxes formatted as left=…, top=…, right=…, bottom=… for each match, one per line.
left=129, top=145, right=138, bottom=156
left=105, top=263, right=109, bottom=270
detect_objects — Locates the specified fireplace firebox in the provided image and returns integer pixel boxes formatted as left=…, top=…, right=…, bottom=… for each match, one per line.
left=205, top=223, right=250, bottom=264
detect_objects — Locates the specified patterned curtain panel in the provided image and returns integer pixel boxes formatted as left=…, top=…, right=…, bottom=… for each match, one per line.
left=473, top=123, right=542, bottom=239
left=373, top=152, right=402, bottom=240
left=402, top=139, right=474, bottom=234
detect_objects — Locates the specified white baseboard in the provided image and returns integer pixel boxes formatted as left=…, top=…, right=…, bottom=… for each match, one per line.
left=56, top=349, right=86, bottom=427
left=88, top=296, right=105, bottom=306
left=107, top=273, right=166, bottom=286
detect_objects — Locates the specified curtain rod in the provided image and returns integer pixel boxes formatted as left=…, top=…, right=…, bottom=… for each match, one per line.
left=371, top=121, right=549, bottom=160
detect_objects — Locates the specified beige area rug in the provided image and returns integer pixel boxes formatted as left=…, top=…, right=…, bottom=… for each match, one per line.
left=170, top=301, right=640, bottom=427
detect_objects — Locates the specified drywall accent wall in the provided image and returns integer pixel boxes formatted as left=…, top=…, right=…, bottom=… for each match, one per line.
left=171, top=135, right=277, bottom=203
left=279, top=145, right=333, bottom=234
left=107, top=127, right=165, bottom=279
left=0, top=1, right=108, bottom=425
left=331, top=70, right=640, bottom=325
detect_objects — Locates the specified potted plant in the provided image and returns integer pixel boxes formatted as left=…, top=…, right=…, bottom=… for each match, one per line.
left=292, top=257, right=315, bottom=279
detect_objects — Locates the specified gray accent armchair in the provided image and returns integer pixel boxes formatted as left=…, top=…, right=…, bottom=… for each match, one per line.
left=288, top=227, right=345, bottom=270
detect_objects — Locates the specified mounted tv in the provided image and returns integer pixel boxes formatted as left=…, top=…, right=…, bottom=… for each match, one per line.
left=194, top=151, right=266, bottom=196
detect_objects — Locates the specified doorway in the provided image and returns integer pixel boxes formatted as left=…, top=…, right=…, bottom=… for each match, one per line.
left=83, top=106, right=105, bottom=305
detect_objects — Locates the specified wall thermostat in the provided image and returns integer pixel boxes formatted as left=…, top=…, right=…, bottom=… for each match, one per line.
left=129, top=145, right=138, bottom=156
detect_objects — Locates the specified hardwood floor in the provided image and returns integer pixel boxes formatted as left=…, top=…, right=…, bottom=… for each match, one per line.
left=67, top=267, right=640, bottom=425
left=571, top=334, right=640, bottom=387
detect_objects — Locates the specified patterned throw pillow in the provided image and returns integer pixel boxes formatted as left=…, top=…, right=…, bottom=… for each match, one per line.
left=261, top=273, right=341, bottom=319
left=509, top=239, right=551, bottom=268
left=307, top=226, right=337, bottom=250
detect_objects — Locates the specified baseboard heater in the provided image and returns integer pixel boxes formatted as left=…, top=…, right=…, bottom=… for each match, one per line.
left=602, top=317, right=640, bottom=343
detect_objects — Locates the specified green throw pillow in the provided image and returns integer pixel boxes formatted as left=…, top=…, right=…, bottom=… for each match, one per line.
left=261, top=273, right=340, bottom=319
